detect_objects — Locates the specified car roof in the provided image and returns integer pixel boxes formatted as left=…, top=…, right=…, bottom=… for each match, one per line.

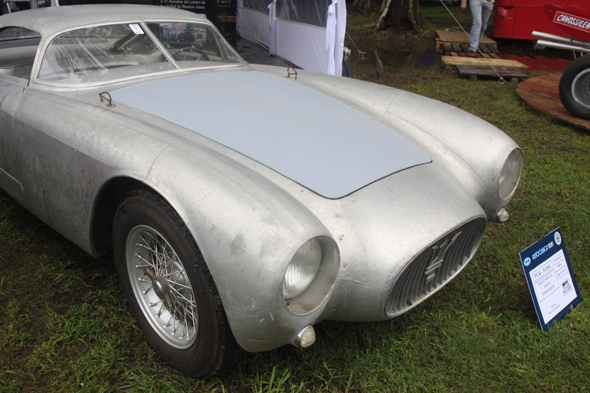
left=0, top=4, right=210, bottom=36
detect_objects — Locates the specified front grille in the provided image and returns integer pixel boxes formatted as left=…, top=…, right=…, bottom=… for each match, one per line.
left=385, top=218, right=487, bottom=317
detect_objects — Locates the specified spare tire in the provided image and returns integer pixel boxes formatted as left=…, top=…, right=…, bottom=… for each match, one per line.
left=559, top=54, right=590, bottom=120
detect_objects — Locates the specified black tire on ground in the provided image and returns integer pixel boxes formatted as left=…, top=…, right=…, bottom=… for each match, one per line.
left=559, top=54, right=590, bottom=120
left=113, top=190, right=241, bottom=378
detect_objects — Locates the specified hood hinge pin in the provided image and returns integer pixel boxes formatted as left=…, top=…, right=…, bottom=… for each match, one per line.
left=99, top=92, right=116, bottom=108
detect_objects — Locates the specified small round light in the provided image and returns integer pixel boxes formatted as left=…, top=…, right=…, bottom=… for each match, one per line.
left=283, top=238, right=322, bottom=299
left=499, top=148, right=523, bottom=200
left=497, top=208, right=510, bottom=222
left=295, top=325, right=316, bottom=348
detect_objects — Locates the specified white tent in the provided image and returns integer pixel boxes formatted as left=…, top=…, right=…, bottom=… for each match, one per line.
left=237, top=0, right=346, bottom=76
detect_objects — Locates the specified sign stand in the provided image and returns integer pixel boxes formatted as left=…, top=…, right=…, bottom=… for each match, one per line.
left=519, top=228, right=582, bottom=331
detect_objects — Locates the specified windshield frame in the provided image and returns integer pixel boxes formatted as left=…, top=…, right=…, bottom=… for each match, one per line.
left=31, top=18, right=247, bottom=89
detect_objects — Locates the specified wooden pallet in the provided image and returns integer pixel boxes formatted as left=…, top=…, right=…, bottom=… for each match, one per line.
left=517, top=73, right=590, bottom=131
left=436, top=29, right=496, bottom=47
left=457, top=65, right=528, bottom=81
left=442, top=42, right=501, bottom=59
left=442, top=56, right=528, bottom=69
left=442, top=56, right=529, bottom=81
left=436, top=29, right=500, bottom=58
left=436, top=29, right=528, bottom=80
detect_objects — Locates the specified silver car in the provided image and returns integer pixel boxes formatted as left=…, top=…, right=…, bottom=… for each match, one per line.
left=0, top=5, right=523, bottom=377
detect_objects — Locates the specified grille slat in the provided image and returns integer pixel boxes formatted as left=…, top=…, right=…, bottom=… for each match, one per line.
left=386, top=218, right=487, bottom=317
left=442, top=229, right=464, bottom=279
left=397, top=252, right=422, bottom=307
left=410, top=253, right=428, bottom=305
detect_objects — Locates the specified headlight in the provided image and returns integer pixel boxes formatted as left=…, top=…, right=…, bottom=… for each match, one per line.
left=283, top=236, right=339, bottom=314
left=283, top=238, right=322, bottom=299
left=499, top=148, right=523, bottom=200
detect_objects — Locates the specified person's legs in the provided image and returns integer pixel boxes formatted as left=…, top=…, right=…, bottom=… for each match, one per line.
left=468, top=0, right=483, bottom=52
left=479, top=2, right=494, bottom=45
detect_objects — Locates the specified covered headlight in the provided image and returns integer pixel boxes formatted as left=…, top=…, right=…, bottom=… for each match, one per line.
left=499, top=148, right=523, bottom=200
left=283, top=236, right=339, bottom=314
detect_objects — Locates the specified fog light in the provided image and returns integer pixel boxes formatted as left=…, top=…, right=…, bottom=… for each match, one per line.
left=295, top=325, right=316, bottom=348
left=496, top=208, right=510, bottom=222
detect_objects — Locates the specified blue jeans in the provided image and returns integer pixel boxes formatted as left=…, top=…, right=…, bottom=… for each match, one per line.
left=468, top=0, right=493, bottom=52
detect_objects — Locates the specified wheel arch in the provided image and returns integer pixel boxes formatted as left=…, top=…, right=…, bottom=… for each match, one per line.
left=90, top=145, right=339, bottom=353
left=90, top=176, right=155, bottom=255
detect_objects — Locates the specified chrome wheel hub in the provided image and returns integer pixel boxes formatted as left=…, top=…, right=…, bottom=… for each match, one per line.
left=126, top=225, right=198, bottom=349
left=152, top=276, right=168, bottom=301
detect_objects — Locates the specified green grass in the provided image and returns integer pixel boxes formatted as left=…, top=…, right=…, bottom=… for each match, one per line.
left=2, top=9, right=590, bottom=393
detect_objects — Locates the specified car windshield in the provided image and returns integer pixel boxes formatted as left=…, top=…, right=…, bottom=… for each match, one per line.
left=38, top=21, right=244, bottom=85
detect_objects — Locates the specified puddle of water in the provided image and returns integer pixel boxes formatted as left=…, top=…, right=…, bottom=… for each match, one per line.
left=230, top=33, right=575, bottom=76
left=344, top=41, right=441, bottom=78
left=414, top=47, right=444, bottom=69
left=344, top=38, right=575, bottom=77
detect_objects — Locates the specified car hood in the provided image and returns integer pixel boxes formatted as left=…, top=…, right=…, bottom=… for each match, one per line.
left=111, top=69, right=431, bottom=199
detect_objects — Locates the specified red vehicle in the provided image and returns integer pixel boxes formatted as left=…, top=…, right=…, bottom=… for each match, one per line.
left=494, top=0, right=589, bottom=40
left=532, top=4, right=590, bottom=120
left=543, top=3, right=590, bottom=41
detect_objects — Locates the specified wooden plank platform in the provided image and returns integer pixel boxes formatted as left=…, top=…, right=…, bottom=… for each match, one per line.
left=442, top=56, right=528, bottom=69
left=443, top=56, right=529, bottom=81
left=517, top=73, right=590, bottom=131
left=437, top=29, right=529, bottom=80
left=436, top=29, right=496, bottom=45
left=457, top=65, right=528, bottom=80
left=436, top=29, right=500, bottom=59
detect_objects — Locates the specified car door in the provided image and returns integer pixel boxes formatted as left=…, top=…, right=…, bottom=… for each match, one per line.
left=0, top=29, right=40, bottom=201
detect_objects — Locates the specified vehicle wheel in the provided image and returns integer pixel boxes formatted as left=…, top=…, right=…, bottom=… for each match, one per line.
left=113, top=190, right=240, bottom=377
left=559, top=54, right=590, bottom=120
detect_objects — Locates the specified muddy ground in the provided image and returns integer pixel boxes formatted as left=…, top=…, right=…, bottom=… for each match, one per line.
left=233, top=4, right=576, bottom=89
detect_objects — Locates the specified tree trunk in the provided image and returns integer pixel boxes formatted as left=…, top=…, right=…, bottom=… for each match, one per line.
left=377, top=0, right=422, bottom=32
left=352, top=0, right=374, bottom=14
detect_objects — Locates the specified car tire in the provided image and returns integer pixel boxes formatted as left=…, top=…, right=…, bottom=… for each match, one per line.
left=559, top=54, right=590, bottom=120
left=113, top=190, right=240, bottom=377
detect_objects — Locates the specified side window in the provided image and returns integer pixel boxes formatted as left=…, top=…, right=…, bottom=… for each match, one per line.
left=0, top=27, right=41, bottom=80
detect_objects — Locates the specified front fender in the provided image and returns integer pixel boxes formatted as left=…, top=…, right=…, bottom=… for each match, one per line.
left=144, top=140, right=338, bottom=352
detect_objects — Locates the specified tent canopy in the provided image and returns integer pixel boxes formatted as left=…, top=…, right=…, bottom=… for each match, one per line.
left=237, top=0, right=346, bottom=75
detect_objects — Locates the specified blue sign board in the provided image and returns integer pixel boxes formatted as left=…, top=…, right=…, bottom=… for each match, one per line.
left=519, top=228, right=582, bottom=331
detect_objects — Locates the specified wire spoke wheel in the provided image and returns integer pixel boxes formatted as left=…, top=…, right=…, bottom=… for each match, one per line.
left=127, top=225, right=198, bottom=349
left=113, top=190, right=240, bottom=377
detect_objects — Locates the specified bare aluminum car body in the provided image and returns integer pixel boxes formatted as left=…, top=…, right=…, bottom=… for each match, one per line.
left=0, top=5, right=522, bottom=373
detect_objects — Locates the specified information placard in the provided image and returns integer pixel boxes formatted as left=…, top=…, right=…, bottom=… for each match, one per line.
left=519, top=228, right=582, bottom=331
